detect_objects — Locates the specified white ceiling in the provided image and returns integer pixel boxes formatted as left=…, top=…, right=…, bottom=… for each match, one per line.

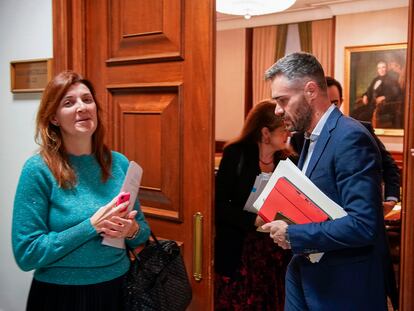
left=217, top=0, right=409, bottom=29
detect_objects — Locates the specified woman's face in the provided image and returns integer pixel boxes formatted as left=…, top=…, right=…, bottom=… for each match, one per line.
left=51, top=82, right=98, bottom=143
left=268, top=125, right=291, bottom=151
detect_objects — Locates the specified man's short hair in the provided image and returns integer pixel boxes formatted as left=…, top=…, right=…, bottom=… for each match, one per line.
left=325, top=76, right=343, bottom=99
left=264, top=52, right=327, bottom=91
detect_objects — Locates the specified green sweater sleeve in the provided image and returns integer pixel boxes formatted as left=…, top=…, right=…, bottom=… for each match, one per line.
left=12, top=157, right=98, bottom=271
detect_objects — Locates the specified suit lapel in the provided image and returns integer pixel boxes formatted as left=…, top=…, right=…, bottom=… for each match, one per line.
left=305, top=108, right=342, bottom=177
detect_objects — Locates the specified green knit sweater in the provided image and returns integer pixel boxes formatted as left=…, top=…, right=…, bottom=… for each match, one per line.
left=12, top=151, right=150, bottom=285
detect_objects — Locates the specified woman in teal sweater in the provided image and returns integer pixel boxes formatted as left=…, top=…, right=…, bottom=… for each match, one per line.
left=12, top=70, right=150, bottom=310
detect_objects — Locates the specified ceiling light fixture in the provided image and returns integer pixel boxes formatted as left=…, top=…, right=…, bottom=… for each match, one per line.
left=216, top=0, right=297, bottom=20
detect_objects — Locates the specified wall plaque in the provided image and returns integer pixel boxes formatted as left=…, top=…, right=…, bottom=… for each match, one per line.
left=10, top=58, right=52, bottom=93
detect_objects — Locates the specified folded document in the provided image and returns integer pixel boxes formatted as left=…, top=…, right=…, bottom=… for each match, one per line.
left=243, top=172, right=271, bottom=213
left=102, top=161, right=143, bottom=249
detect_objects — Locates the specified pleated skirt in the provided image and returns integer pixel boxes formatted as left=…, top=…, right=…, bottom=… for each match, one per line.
left=26, top=274, right=125, bottom=311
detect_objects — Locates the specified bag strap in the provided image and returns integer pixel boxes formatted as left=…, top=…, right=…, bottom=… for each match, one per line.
left=127, top=230, right=159, bottom=257
left=150, top=230, right=161, bottom=246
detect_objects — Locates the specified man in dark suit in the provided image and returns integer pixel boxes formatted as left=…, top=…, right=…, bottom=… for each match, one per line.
left=291, top=76, right=400, bottom=310
left=262, top=52, right=389, bottom=310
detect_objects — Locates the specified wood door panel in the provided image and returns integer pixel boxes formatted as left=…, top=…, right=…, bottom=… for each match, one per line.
left=110, top=86, right=183, bottom=221
left=121, top=0, right=163, bottom=35
left=107, top=63, right=183, bottom=84
left=108, top=0, right=183, bottom=64
left=54, top=0, right=214, bottom=308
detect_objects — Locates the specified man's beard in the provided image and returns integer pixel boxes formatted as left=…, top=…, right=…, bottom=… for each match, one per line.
left=290, top=96, right=313, bottom=132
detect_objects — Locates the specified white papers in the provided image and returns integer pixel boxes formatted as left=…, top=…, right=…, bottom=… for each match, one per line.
left=254, top=158, right=347, bottom=263
left=254, top=158, right=346, bottom=219
left=102, top=161, right=143, bottom=249
left=119, top=161, right=143, bottom=213
left=243, top=173, right=271, bottom=213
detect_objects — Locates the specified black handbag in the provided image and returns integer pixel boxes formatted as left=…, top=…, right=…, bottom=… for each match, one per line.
left=123, top=231, right=192, bottom=311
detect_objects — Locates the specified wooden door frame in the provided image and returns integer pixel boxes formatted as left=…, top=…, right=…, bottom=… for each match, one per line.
left=52, top=0, right=86, bottom=74
left=400, top=0, right=414, bottom=309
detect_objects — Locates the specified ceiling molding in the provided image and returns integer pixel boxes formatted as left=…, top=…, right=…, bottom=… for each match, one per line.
left=217, top=8, right=333, bottom=30
left=327, top=0, right=408, bottom=15
left=217, top=0, right=409, bottom=31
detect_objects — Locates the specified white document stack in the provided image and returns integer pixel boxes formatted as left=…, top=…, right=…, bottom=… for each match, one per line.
left=243, top=172, right=272, bottom=214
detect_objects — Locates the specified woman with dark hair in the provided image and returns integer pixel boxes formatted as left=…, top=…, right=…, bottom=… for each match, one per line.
left=214, top=100, right=295, bottom=310
left=12, top=70, right=150, bottom=311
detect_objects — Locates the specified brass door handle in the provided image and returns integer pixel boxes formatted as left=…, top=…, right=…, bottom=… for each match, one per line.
left=193, top=212, right=203, bottom=282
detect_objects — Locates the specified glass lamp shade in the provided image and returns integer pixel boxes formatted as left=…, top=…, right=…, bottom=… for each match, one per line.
left=217, top=0, right=296, bottom=19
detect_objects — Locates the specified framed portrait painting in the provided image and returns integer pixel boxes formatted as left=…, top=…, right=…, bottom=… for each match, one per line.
left=344, top=43, right=407, bottom=136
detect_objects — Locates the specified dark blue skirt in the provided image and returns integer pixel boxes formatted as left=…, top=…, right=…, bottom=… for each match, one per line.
left=26, top=274, right=125, bottom=311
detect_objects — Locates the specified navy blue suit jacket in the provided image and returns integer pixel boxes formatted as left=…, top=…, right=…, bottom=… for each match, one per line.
left=290, top=121, right=400, bottom=200
left=287, top=107, right=388, bottom=310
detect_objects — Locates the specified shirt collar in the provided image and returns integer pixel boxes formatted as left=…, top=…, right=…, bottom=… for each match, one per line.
left=305, top=104, right=336, bottom=142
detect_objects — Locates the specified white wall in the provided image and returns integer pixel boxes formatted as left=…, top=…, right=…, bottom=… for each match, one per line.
left=0, top=1, right=52, bottom=310
left=216, top=28, right=246, bottom=141
left=335, top=7, right=408, bottom=150
left=285, top=24, right=301, bottom=55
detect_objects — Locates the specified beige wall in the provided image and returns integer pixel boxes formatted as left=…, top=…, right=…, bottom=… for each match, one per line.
left=216, top=7, right=408, bottom=150
left=216, top=28, right=246, bottom=142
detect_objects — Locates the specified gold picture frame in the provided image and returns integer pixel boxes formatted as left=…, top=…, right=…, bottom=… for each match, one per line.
left=344, top=43, right=407, bottom=136
left=10, top=58, right=53, bottom=93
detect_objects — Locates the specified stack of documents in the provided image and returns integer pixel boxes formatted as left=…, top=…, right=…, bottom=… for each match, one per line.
left=243, top=172, right=271, bottom=213
left=253, top=158, right=346, bottom=220
left=258, top=176, right=329, bottom=224
left=253, top=158, right=347, bottom=262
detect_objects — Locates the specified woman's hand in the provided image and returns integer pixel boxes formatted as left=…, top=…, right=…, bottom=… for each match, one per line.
left=100, top=210, right=140, bottom=239
left=90, top=195, right=130, bottom=233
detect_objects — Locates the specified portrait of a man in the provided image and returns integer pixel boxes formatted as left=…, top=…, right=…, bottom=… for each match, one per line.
left=345, top=44, right=406, bottom=133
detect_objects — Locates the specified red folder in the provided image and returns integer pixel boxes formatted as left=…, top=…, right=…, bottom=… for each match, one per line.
left=258, top=177, right=329, bottom=224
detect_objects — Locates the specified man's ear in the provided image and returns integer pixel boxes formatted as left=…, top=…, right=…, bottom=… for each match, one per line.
left=304, top=81, right=318, bottom=99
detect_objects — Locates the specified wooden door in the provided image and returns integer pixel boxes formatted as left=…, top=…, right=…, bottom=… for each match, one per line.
left=53, top=0, right=215, bottom=309
left=400, top=1, right=414, bottom=310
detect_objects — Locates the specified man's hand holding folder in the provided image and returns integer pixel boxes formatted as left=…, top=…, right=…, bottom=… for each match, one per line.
left=254, top=159, right=347, bottom=263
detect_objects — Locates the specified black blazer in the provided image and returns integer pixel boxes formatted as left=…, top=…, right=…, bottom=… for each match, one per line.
left=361, top=121, right=400, bottom=200
left=290, top=121, right=400, bottom=200
left=214, top=142, right=291, bottom=276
